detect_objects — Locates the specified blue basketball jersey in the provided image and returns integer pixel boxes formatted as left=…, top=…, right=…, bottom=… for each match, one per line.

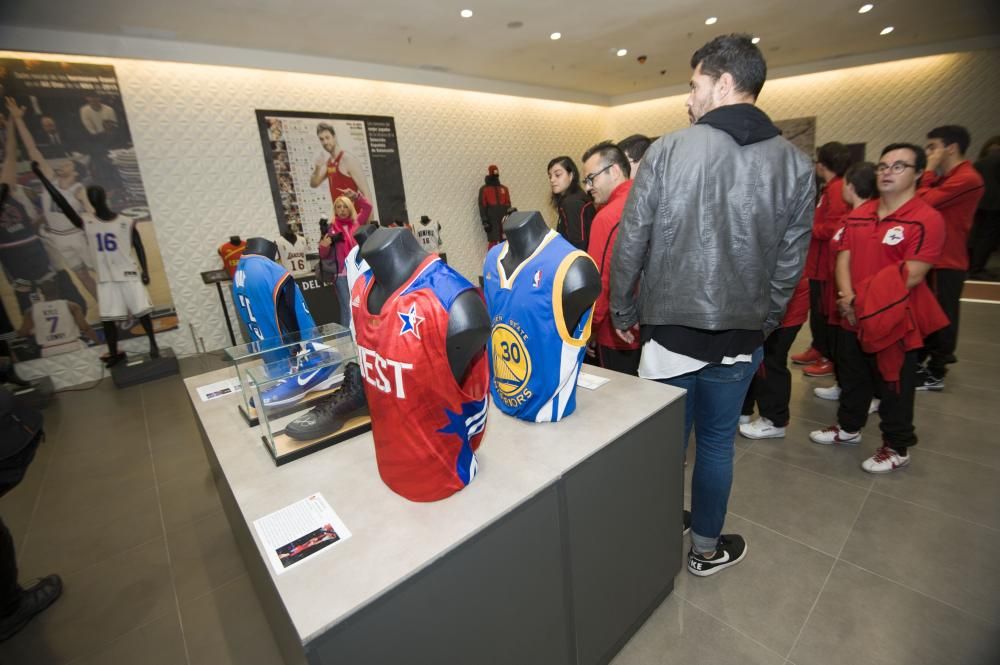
left=232, top=254, right=316, bottom=365
left=482, top=230, right=595, bottom=422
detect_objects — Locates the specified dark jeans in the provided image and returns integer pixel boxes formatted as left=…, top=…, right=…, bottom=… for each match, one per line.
left=0, top=517, right=18, bottom=616
left=968, top=209, right=1000, bottom=275
left=741, top=325, right=801, bottom=427
left=836, top=328, right=918, bottom=449
left=808, top=280, right=831, bottom=358
left=597, top=345, right=640, bottom=376
left=923, top=269, right=965, bottom=377
left=659, top=347, right=762, bottom=554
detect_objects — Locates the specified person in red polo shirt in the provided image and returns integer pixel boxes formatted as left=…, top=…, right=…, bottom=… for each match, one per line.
left=810, top=143, right=946, bottom=474
left=582, top=141, right=640, bottom=375
left=916, top=125, right=985, bottom=390
left=791, top=142, right=851, bottom=377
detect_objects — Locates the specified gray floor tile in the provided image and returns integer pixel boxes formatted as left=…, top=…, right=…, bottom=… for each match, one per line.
left=158, top=464, right=223, bottom=533
left=943, top=360, right=1000, bottom=392
left=167, top=508, right=247, bottom=603
left=19, top=486, right=163, bottom=580
left=151, top=427, right=210, bottom=486
left=0, top=539, right=176, bottom=664
left=948, top=340, right=1000, bottom=368
left=869, top=448, right=1000, bottom=530
left=727, top=452, right=868, bottom=556
left=910, top=408, right=1000, bottom=469
left=611, top=594, right=784, bottom=665
left=0, top=441, right=50, bottom=550
left=743, top=417, right=874, bottom=490
left=66, top=612, right=187, bottom=665
left=179, top=574, right=286, bottom=665
left=915, top=383, right=1000, bottom=423
left=839, top=492, right=1000, bottom=624
left=790, top=561, right=1000, bottom=665
left=673, top=514, right=835, bottom=656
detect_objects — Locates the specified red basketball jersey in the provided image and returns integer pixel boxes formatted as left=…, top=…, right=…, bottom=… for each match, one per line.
left=326, top=151, right=361, bottom=199
left=353, top=255, right=490, bottom=502
left=218, top=241, right=247, bottom=278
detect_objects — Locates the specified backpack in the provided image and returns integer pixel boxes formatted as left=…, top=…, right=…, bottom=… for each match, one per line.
left=0, top=387, right=44, bottom=498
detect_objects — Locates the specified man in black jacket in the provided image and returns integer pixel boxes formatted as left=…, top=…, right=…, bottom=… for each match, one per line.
left=610, top=34, right=814, bottom=577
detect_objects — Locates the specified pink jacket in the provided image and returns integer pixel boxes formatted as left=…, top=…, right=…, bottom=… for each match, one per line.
left=318, top=194, right=373, bottom=274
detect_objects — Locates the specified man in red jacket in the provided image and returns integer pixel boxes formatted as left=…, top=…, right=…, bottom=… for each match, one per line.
left=810, top=143, right=945, bottom=474
left=792, top=142, right=852, bottom=377
left=582, top=141, right=640, bottom=375
left=916, top=126, right=985, bottom=390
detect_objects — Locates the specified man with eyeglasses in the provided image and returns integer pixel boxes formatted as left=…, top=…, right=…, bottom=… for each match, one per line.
left=581, top=141, right=640, bottom=375
left=811, top=143, right=947, bottom=474
left=609, top=34, right=814, bottom=577
left=915, top=126, right=985, bottom=391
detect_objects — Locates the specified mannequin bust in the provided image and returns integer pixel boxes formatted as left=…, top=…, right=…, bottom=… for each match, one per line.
left=242, top=237, right=304, bottom=335
left=352, top=222, right=378, bottom=248
left=361, top=228, right=489, bottom=382
left=501, top=211, right=600, bottom=332
left=230, top=234, right=242, bottom=246
left=244, top=237, right=278, bottom=261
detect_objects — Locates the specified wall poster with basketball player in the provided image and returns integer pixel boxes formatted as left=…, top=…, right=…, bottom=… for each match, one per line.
left=255, top=110, right=408, bottom=242
left=0, top=58, right=178, bottom=361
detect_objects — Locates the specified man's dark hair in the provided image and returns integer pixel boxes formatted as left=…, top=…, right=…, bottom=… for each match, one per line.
left=316, top=122, right=336, bottom=137
left=617, top=134, right=652, bottom=164
left=844, top=161, right=877, bottom=200
left=690, top=34, right=767, bottom=99
left=927, top=125, right=971, bottom=156
left=581, top=141, right=630, bottom=180
left=546, top=156, right=583, bottom=207
left=816, top=142, right=852, bottom=177
left=881, top=142, right=927, bottom=174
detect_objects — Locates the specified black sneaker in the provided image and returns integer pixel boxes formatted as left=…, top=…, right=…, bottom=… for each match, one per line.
left=0, top=575, right=63, bottom=642
left=682, top=510, right=691, bottom=536
left=285, top=362, right=367, bottom=441
left=687, top=534, right=748, bottom=577
left=915, top=367, right=944, bottom=392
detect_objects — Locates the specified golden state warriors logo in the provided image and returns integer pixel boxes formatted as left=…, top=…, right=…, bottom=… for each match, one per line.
left=491, top=323, right=532, bottom=405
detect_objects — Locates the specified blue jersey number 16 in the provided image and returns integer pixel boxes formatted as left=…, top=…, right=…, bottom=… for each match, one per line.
left=95, top=232, right=118, bottom=252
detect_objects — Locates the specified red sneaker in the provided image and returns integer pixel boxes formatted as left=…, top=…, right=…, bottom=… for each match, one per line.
left=803, top=359, right=834, bottom=377
left=791, top=347, right=822, bottom=365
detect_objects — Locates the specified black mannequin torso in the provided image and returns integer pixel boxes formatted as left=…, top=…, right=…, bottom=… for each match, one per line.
left=280, top=231, right=297, bottom=245
left=501, top=211, right=600, bottom=333
left=352, top=222, right=378, bottom=248
left=361, top=228, right=489, bottom=382
left=230, top=235, right=242, bottom=246
left=244, top=237, right=301, bottom=335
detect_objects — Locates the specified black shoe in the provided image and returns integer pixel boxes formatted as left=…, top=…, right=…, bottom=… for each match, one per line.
left=915, top=367, right=944, bottom=392
left=284, top=362, right=367, bottom=441
left=104, top=352, right=127, bottom=368
left=0, top=575, right=63, bottom=642
left=682, top=510, right=691, bottom=536
left=687, top=534, right=748, bottom=577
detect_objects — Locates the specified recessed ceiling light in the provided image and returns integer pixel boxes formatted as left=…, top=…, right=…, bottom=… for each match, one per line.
left=460, top=9, right=473, bottom=18
left=858, top=4, right=874, bottom=13
left=880, top=25, right=894, bottom=35
left=705, top=17, right=718, bottom=25
left=616, top=48, right=628, bottom=57
left=751, top=37, right=761, bottom=44
left=550, top=32, right=561, bottom=40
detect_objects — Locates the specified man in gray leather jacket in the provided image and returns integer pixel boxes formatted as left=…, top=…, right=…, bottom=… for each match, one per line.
left=609, top=34, right=814, bottom=577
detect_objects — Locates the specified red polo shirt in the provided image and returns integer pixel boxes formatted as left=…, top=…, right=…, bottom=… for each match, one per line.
left=805, top=177, right=850, bottom=281
left=586, top=179, right=638, bottom=349
left=836, top=197, right=945, bottom=331
left=917, top=160, right=985, bottom=270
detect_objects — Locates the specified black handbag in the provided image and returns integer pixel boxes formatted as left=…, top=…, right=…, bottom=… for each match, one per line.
left=0, top=387, right=44, bottom=498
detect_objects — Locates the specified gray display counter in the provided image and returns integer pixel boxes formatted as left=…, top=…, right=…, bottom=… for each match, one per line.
left=185, top=365, right=685, bottom=665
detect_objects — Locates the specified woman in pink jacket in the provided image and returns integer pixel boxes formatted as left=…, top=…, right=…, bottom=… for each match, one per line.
left=318, top=190, right=372, bottom=326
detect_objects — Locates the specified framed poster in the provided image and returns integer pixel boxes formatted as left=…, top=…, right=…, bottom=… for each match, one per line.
left=0, top=58, right=178, bottom=361
left=774, top=116, right=817, bottom=158
left=255, top=110, right=408, bottom=238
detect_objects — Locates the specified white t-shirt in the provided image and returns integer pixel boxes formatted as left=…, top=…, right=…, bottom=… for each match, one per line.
left=80, top=104, right=118, bottom=135
left=638, top=339, right=753, bottom=380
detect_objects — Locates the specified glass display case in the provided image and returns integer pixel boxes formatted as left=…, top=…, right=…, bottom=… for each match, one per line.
left=246, top=339, right=370, bottom=465
left=224, top=322, right=351, bottom=426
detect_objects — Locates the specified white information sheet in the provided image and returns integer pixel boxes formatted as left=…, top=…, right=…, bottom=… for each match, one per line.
left=253, top=493, right=352, bottom=575
left=577, top=372, right=611, bottom=390
left=196, top=377, right=243, bottom=402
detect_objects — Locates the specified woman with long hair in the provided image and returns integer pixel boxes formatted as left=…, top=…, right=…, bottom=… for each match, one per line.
left=548, top=156, right=595, bottom=250
left=318, top=190, right=372, bottom=326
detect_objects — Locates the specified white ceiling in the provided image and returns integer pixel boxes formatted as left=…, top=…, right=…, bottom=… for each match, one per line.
left=4, top=0, right=998, bottom=96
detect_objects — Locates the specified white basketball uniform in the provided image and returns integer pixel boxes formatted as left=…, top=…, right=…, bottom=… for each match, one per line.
left=32, top=299, right=84, bottom=357
left=41, top=181, right=95, bottom=271
left=415, top=221, right=442, bottom=253
left=82, top=213, right=153, bottom=321
left=276, top=234, right=310, bottom=277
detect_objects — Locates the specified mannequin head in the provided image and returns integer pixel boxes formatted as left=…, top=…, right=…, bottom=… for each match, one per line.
left=86, top=185, right=115, bottom=221
left=244, top=237, right=278, bottom=260
left=333, top=196, right=358, bottom=221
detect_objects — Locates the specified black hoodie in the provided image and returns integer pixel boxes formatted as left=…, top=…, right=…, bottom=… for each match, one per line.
left=696, top=103, right=780, bottom=147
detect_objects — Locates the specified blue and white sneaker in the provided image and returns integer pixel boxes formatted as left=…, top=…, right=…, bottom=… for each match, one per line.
left=252, top=350, right=343, bottom=408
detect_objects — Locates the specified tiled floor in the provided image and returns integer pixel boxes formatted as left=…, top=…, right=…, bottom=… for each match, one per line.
left=2, top=303, right=1000, bottom=665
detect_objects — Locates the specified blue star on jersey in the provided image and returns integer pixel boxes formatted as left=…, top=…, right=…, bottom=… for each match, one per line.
left=436, top=397, right=488, bottom=485
left=398, top=303, right=425, bottom=339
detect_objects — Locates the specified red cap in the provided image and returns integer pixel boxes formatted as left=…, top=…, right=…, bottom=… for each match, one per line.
left=488, top=164, right=499, bottom=176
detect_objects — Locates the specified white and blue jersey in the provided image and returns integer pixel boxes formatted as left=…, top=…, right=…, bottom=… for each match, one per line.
left=483, top=230, right=595, bottom=422
left=232, top=254, right=315, bottom=365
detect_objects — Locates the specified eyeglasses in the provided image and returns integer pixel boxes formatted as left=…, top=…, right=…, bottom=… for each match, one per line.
left=875, top=161, right=917, bottom=175
left=582, top=164, right=613, bottom=188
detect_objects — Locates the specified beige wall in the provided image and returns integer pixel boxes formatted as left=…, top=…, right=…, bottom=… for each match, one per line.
left=609, top=49, right=1000, bottom=161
